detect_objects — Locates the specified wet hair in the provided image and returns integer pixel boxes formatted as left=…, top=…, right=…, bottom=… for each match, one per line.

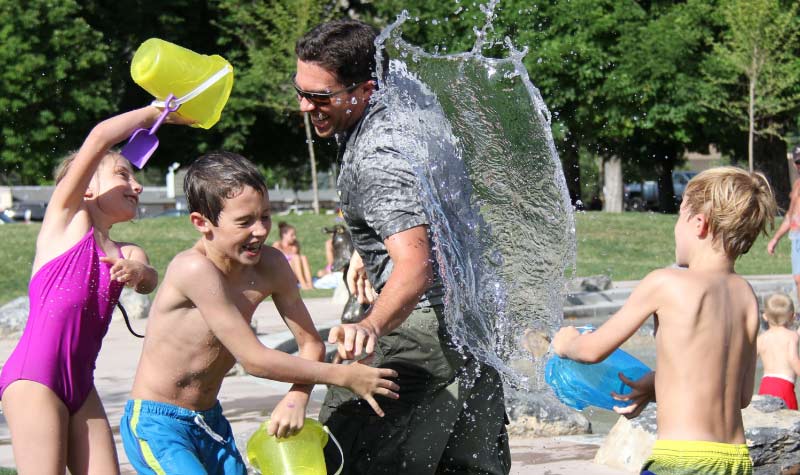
left=183, top=151, right=267, bottom=225
left=682, top=166, right=777, bottom=259
left=295, top=19, right=386, bottom=86
left=764, top=292, right=795, bottom=327
left=277, top=221, right=295, bottom=237
left=54, top=149, right=125, bottom=184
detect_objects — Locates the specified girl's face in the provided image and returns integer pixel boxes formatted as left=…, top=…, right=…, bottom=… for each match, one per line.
left=90, top=155, right=143, bottom=222
left=282, top=227, right=297, bottom=244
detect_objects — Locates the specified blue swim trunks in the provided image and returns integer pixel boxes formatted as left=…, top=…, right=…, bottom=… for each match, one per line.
left=121, top=399, right=246, bottom=475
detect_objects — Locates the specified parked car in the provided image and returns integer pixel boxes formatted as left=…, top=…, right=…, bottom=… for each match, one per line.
left=3, top=201, right=47, bottom=221
left=624, top=171, right=698, bottom=212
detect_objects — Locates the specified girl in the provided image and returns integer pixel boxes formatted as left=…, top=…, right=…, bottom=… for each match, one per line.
left=272, top=221, right=314, bottom=290
left=0, top=106, right=186, bottom=474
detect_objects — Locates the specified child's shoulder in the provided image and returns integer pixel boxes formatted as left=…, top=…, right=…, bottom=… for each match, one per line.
left=165, top=247, right=223, bottom=279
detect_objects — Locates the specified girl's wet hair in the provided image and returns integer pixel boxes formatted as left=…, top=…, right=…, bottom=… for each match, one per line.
left=682, top=166, right=777, bottom=259
left=183, top=151, right=267, bottom=225
left=764, top=292, right=795, bottom=327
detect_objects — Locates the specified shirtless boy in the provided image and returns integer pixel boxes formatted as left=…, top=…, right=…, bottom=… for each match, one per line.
left=120, top=152, right=398, bottom=474
left=756, top=292, right=800, bottom=409
left=553, top=167, right=777, bottom=475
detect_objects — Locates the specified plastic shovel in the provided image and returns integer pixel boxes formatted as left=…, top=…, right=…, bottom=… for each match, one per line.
left=121, top=94, right=179, bottom=169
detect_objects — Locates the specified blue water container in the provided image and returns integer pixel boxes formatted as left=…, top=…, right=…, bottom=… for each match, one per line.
left=545, top=343, right=652, bottom=411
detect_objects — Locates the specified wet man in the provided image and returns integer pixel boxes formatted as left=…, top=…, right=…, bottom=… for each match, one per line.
left=294, top=19, right=511, bottom=474
left=768, top=146, right=800, bottom=307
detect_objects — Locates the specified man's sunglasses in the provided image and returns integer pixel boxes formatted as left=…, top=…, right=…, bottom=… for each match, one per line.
left=292, top=74, right=364, bottom=105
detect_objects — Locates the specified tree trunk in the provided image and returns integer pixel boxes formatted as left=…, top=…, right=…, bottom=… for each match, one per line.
left=560, top=144, right=582, bottom=208
left=304, top=112, right=320, bottom=214
left=655, top=152, right=677, bottom=214
left=603, top=155, right=623, bottom=213
left=754, top=134, right=791, bottom=211
left=748, top=55, right=756, bottom=173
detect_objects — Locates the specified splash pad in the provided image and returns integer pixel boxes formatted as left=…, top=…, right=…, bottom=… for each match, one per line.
left=375, top=3, right=575, bottom=388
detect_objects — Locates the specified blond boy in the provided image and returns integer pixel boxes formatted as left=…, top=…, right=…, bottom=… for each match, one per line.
left=553, top=167, right=777, bottom=475
left=756, top=292, right=800, bottom=409
left=120, top=152, right=398, bottom=475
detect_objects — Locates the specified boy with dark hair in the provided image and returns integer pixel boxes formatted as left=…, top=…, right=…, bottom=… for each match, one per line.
left=120, top=151, right=399, bottom=475
left=554, top=167, right=777, bottom=475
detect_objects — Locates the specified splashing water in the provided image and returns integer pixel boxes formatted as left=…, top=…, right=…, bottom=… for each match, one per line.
left=374, top=6, right=576, bottom=388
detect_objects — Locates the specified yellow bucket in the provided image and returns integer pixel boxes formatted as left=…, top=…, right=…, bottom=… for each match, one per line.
left=246, top=418, right=343, bottom=475
left=130, top=38, right=233, bottom=129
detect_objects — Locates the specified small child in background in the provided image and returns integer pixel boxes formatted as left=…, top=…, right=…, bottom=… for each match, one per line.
left=757, top=292, right=800, bottom=409
left=0, top=106, right=186, bottom=474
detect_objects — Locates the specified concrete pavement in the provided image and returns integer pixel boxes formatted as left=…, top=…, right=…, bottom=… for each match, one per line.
left=0, top=296, right=634, bottom=474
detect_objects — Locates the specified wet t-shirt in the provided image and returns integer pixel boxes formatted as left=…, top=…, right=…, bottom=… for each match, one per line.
left=336, top=100, right=444, bottom=308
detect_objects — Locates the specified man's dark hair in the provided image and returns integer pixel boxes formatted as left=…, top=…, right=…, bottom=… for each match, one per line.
left=184, top=151, right=267, bottom=225
left=296, top=19, right=383, bottom=86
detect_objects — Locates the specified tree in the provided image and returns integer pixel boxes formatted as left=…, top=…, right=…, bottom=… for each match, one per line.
left=702, top=0, right=800, bottom=173
left=0, top=0, right=114, bottom=184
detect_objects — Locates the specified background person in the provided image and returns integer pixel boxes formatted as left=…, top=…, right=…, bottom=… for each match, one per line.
left=767, top=146, right=800, bottom=306
left=273, top=221, right=314, bottom=290
left=756, top=292, right=800, bottom=410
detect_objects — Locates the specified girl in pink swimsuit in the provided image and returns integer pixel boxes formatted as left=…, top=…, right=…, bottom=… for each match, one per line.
left=0, top=107, right=186, bottom=474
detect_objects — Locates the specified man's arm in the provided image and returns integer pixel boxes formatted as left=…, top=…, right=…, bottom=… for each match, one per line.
left=329, top=225, right=433, bottom=359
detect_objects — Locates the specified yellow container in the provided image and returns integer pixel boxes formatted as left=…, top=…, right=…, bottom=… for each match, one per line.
left=246, top=418, right=341, bottom=475
left=130, top=38, right=233, bottom=129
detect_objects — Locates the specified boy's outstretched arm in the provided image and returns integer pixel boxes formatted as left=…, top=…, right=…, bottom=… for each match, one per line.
left=268, top=257, right=327, bottom=437
left=176, top=256, right=399, bottom=416
left=552, top=269, right=667, bottom=363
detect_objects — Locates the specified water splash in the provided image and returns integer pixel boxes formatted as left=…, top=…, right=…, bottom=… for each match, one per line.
left=374, top=7, right=575, bottom=388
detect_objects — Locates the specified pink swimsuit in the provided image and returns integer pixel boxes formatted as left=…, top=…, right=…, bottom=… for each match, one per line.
left=0, top=228, right=123, bottom=414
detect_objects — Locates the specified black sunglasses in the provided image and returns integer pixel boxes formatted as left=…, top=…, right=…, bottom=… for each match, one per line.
left=292, top=74, right=364, bottom=105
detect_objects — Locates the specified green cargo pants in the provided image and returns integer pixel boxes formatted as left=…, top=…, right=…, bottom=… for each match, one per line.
left=320, top=305, right=511, bottom=475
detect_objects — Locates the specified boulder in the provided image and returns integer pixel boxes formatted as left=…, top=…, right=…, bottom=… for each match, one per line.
left=112, top=288, right=151, bottom=321
left=0, top=296, right=29, bottom=337
left=567, top=275, right=612, bottom=293
left=505, top=387, right=592, bottom=437
left=594, top=396, right=800, bottom=474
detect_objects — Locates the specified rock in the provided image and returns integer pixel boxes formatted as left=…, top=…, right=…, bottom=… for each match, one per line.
left=0, top=296, right=29, bottom=337
left=331, top=279, right=350, bottom=306
left=567, top=275, right=612, bottom=293
left=112, top=288, right=151, bottom=321
left=594, top=396, right=800, bottom=474
left=505, top=387, right=592, bottom=437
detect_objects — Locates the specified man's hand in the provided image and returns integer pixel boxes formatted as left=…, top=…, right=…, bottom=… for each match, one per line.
left=100, top=256, right=148, bottom=289
left=328, top=322, right=380, bottom=360
left=612, top=371, right=656, bottom=419
left=346, top=251, right=377, bottom=304
left=268, top=391, right=309, bottom=438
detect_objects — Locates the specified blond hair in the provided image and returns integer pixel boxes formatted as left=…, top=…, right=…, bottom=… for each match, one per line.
left=54, top=149, right=124, bottom=184
left=682, top=166, right=777, bottom=259
left=764, top=293, right=795, bottom=327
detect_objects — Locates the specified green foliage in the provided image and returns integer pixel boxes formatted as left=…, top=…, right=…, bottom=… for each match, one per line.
left=702, top=0, right=800, bottom=139
left=0, top=0, right=114, bottom=184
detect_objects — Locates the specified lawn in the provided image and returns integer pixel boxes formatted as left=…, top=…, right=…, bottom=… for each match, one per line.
left=0, top=211, right=790, bottom=305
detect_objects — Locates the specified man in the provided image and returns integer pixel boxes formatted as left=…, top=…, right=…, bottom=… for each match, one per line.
left=768, top=145, right=800, bottom=307
left=294, top=19, right=511, bottom=474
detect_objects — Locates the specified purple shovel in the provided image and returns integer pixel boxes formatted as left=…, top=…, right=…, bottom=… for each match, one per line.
left=121, top=94, right=179, bottom=169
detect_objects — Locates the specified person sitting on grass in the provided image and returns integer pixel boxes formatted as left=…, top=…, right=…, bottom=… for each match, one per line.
left=756, top=292, right=800, bottom=410
left=120, top=152, right=399, bottom=475
left=273, top=221, right=314, bottom=290
left=553, top=166, right=777, bottom=475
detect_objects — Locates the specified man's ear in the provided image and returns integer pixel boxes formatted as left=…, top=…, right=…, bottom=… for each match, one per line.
left=359, top=80, right=376, bottom=102
left=190, top=212, right=212, bottom=234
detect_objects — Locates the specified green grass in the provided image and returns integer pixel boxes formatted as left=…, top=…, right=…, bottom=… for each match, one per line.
left=0, top=212, right=791, bottom=305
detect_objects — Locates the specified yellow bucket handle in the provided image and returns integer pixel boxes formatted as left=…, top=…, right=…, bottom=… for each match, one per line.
left=323, top=425, right=344, bottom=475
left=150, top=64, right=233, bottom=109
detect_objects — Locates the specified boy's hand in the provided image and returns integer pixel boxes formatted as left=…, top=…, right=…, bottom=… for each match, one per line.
left=328, top=322, right=380, bottom=360
left=612, top=371, right=656, bottom=419
left=342, top=358, right=399, bottom=417
left=100, top=256, right=148, bottom=288
left=551, top=326, right=581, bottom=357
left=268, top=392, right=309, bottom=438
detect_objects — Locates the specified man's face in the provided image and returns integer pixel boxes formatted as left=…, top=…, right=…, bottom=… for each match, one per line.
left=294, top=60, right=373, bottom=138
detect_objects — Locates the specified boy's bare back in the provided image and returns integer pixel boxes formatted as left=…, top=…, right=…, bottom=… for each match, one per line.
left=650, top=267, right=759, bottom=443
left=130, top=243, right=308, bottom=411
left=757, top=326, right=800, bottom=382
